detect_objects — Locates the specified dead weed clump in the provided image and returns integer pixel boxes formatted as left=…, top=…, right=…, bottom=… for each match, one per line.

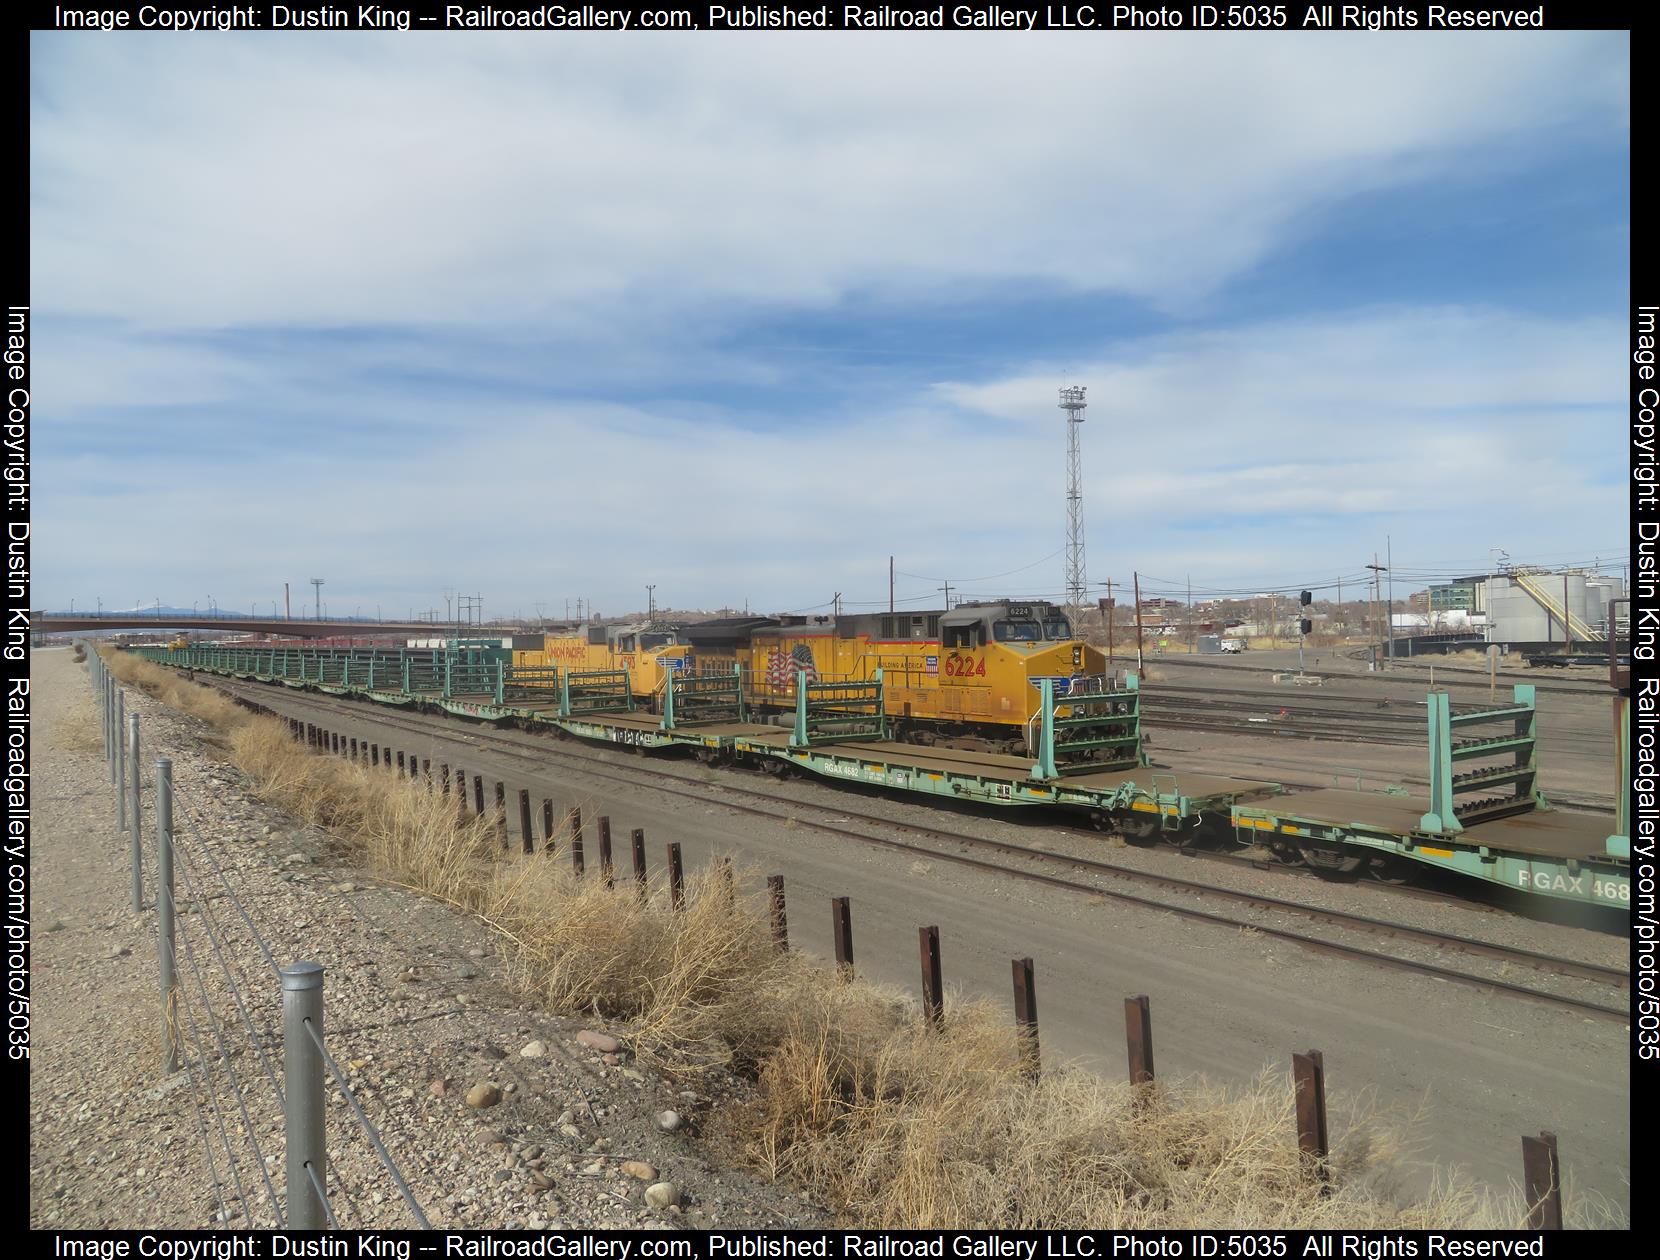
left=101, top=648, right=1601, bottom=1230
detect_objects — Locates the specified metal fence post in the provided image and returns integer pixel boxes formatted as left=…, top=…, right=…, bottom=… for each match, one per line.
left=831, top=896, right=853, bottom=980
left=440, top=764, right=451, bottom=796
left=1293, top=1049, right=1329, bottom=1187
left=570, top=809, right=585, bottom=876
left=598, top=817, right=614, bottom=887
left=767, top=876, right=788, bottom=950
left=1125, top=994, right=1155, bottom=1087
left=541, top=798, right=554, bottom=844
left=156, top=758, right=178, bottom=1075
left=668, top=844, right=685, bottom=909
left=1522, top=1131, right=1563, bottom=1229
left=282, top=961, right=328, bottom=1230
left=1012, top=957, right=1039, bottom=1081
left=631, top=828, right=647, bottom=897
left=472, top=775, right=485, bottom=817
left=919, top=926, right=943, bottom=1029
left=114, top=691, right=127, bottom=828
left=127, top=714, right=143, bottom=912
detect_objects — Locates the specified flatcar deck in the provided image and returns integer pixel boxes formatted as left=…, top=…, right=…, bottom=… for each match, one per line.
left=143, top=645, right=1631, bottom=910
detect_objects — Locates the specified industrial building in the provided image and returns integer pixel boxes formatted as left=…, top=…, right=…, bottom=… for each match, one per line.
left=1425, top=570, right=1625, bottom=648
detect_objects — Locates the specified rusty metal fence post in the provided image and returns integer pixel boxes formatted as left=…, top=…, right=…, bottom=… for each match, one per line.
left=1125, top=994, right=1155, bottom=1087
left=831, top=896, right=853, bottom=980
left=919, top=926, right=943, bottom=1029
left=472, top=775, right=484, bottom=817
left=668, top=844, right=685, bottom=909
left=1012, top=957, right=1039, bottom=1081
left=282, top=961, right=328, bottom=1230
left=631, top=828, right=647, bottom=897
left=1522, top=1131, right=1562, bottom=1229
left=1293, top=1049, right=1329, bottom=1186
left=518, top=789, right=534, bottom=854
left=440, top=763, right=450, bottom=795
left=767, top=876, right=788, bottom=950
left=542, top=798, right=554, bottom=844
left=570, top=809, right=585, bottom=876
left=597, top=816, right=614, bottom=887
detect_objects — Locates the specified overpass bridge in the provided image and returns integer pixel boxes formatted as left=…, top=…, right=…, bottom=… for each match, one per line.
left=30, top=613, right=518, bottom=639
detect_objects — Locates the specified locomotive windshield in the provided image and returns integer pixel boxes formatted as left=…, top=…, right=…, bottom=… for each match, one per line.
left=1043, top=616, right=1072, bottom=640
left=993, top=619, right=1043, bottom=642
left=638, top=633, right=674, bottom=650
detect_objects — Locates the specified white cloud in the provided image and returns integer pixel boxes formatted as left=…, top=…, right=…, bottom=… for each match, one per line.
left=32, top=305, right=1625, bottom=612
left=30, top=33, right=1628, bottom=328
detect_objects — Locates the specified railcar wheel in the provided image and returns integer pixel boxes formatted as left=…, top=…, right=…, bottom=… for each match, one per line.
left=1113, top=812, right=1159, bottom=843
left=1365, top=856, right=1417, bottom=884
left=1301, top=844, right=1366, bottom=875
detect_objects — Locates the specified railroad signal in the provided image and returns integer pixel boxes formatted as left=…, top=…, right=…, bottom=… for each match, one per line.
left=1300, top=619, right=1313, bottom=637
left=1299, top=590, right=1313, bottom=607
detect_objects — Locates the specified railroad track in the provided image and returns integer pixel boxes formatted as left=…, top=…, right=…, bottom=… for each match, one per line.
left=201, top=674, right=1631, bottom=1024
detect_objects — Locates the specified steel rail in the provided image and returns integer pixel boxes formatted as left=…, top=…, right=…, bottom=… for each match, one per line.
left=204, top=675, right=1630, bottom=1017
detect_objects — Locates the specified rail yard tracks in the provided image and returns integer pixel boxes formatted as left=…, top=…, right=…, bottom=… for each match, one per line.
left=203, top=675, right=1630, bottom=1025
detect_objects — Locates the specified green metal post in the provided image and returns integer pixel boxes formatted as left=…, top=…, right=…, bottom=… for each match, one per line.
left=1127, top=672, right=1148, bottom=766
left=495, top=662, right=505, bottom=707
left=559, top=669, right=571, bottom=718
left=790, top=671, right=810, bottom=747
left=1030, top=677, right=1058, bottom=781
left=444, top=653, right=453, bottom=699
left=403, top=657, right=411, bottom=693
left=1418, top=691, right=1459, bottom=833
left=734, top=662, right=746, bottom=722
left=872, top=667, right=886, bottom=739
left=661, top=672, right=677, bottom=731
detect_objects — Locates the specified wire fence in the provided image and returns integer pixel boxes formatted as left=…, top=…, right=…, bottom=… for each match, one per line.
left=83, top=648, right=433, bottom=1230
left=82, top=645, right=1572, bottom=1233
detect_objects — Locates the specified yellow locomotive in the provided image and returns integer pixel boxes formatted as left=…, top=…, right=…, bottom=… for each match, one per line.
left=511, top=601, right=1108, bottom=753
left=736, top=601, right=1105, bottom=752
left=513, top=621, right=692, bottom=702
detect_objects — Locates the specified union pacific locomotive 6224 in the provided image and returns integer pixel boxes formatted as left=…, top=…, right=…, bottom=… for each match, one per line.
left=512, top=599, right=1108, bottom=754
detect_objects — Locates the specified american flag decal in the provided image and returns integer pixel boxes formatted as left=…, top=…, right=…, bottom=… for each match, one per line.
left=765, top=645, right=819, bottom=690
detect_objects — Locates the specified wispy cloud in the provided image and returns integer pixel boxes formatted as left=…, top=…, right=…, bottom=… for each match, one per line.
left=28, top=32, right=1629, bottom=613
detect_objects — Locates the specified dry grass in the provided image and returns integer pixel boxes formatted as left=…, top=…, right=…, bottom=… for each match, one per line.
left=97, top=648, right=1619, bottom=1229
left=58, top=703, right=105, bottom=754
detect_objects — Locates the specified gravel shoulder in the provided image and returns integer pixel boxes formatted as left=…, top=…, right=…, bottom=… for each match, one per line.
left=28, top=647, right=827, bottom=1230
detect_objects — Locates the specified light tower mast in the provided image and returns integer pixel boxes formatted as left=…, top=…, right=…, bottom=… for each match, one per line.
left=310, top=577, right=325, bottom=621
left=1059, top=386, right=1089, bottom=618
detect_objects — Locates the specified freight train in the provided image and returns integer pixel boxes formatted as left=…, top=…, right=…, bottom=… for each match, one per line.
left=510, top=600, right=1109, bottom=753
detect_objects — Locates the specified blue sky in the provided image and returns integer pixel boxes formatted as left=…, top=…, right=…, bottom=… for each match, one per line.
left=31, top=32, right=1630, bottom=619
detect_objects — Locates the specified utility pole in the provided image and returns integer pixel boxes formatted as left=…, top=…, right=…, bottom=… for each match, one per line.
left=310, top=578, right=324, bottom=621
left=938, top=582, right=952, bottom=610
left=1105, top=577, right=1114, bottom=662
left=284, top=582, right=291, bottom=620
left=889, top=556, right=894, bottom=614
left=646, top=585, right=656, bottom=618
left=1366, top=555, right=1387, bottom=669
left=1186, top=575, right=1193, bottom=652
left=832, top=592, right=842, bottom=617
left=1386, top=534, right=1394, bottom=661
left=1132, top=571, right=1145, bottom=674
left=1060, top=386, right=1089, bottom=622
